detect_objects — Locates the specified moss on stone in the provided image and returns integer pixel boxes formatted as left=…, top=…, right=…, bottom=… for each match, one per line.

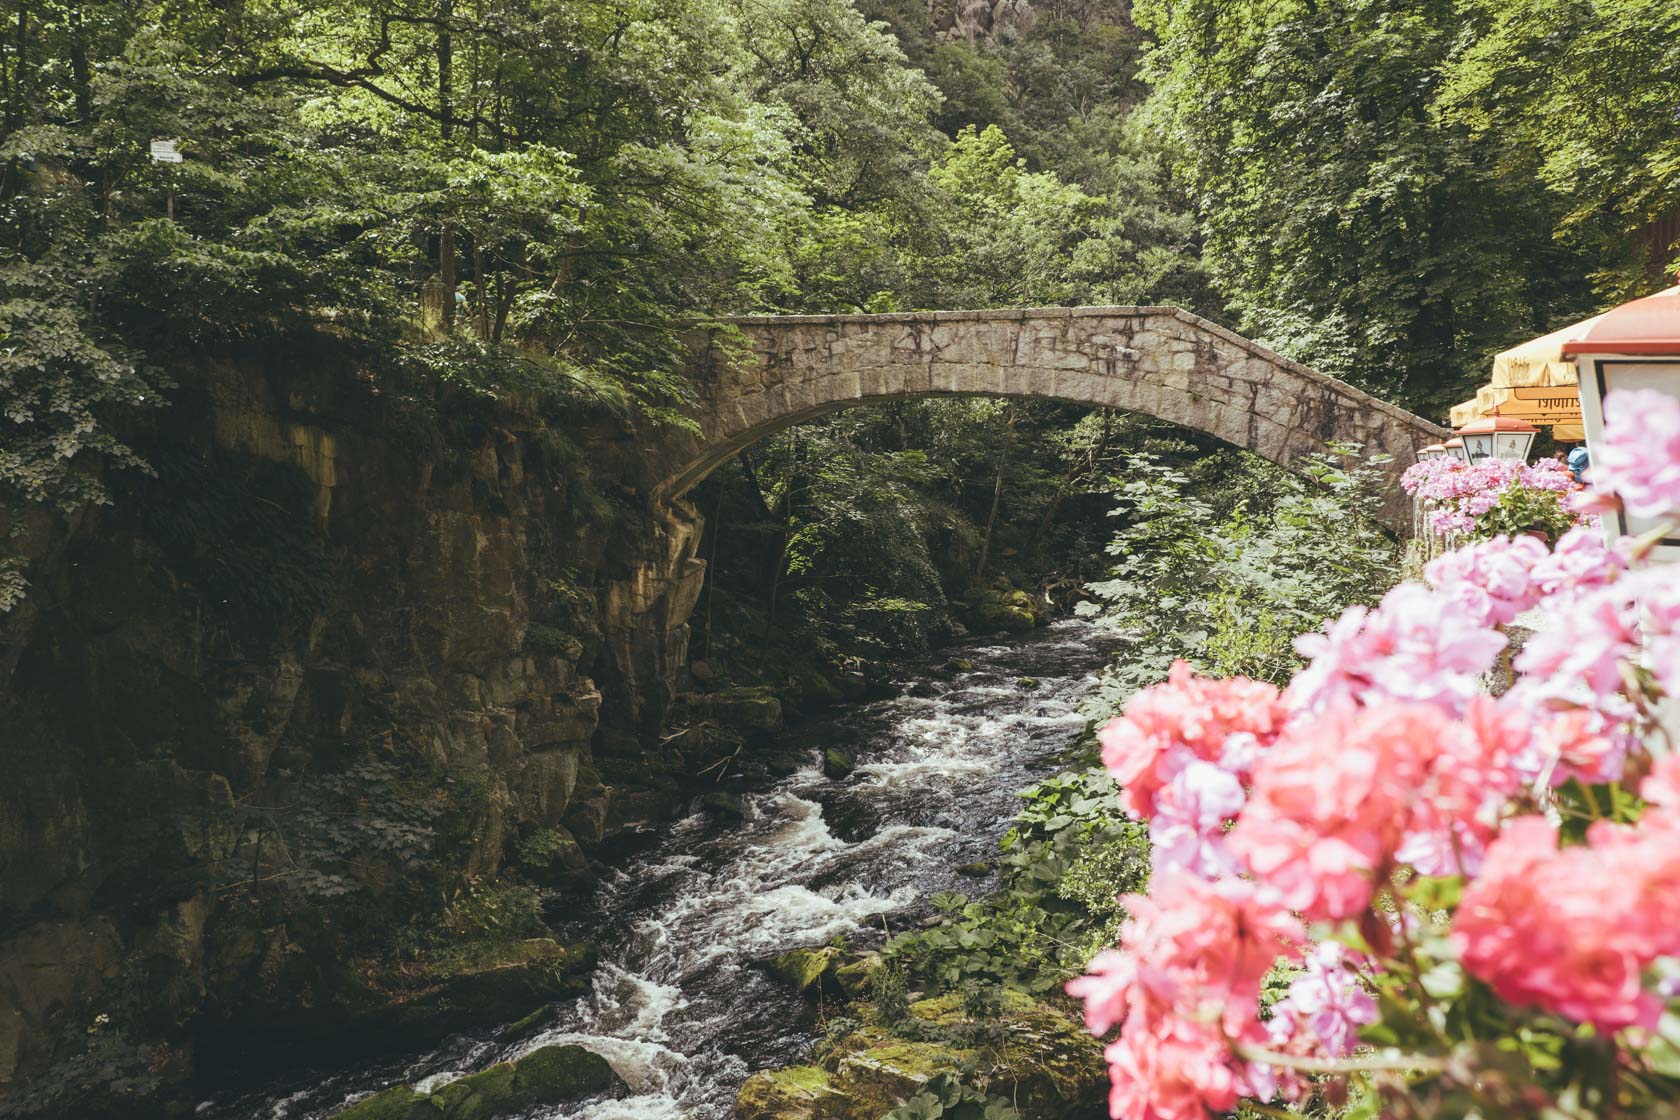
left=332, top=1084, right=427, bottom=1120
left=511, top=1043, right=622, bottom=1103
left=735, top=1065, right=846, bottom=1120
left=429, top=1062, right=520, bottom=1120
left=773, top=946, right=841, bottom=993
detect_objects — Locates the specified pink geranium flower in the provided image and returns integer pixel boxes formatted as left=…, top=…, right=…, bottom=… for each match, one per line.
left=1288, top=582, right=1506, bottom=716
left=1453, top=815, right=1680, bottom=1032
left=1587, top=389, right=1680, bottom=518
left=1098, top=661, right=1289, bottom=820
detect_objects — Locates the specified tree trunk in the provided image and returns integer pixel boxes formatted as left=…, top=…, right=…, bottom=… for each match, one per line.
left=437, top=0, right=457, bottom=329
left=67, top=4, right=91, bottom=126
left=975, top=403, right=1017, bottom=579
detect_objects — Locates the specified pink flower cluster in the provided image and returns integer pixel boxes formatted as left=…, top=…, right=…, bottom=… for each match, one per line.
left=1453, top=806, right=1680, bottom=1032
left=1066, top=874, right=1302, bottom=1120
left=1401, top=455, right=1576, bottom=535
left=1286, top=582, right=1507, bottom=715
left=1071, top=388, right=1680, bottom=1120
left=1588, top=389, right=1680, bottom=518
left=1099, top=662, right=1289, bottom=879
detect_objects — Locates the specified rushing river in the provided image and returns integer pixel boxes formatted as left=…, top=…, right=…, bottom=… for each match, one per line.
left=216, top=618, right=1119, bottom=1120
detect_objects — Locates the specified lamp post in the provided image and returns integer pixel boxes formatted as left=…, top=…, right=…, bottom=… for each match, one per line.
left=1453, top=415, right=1539, bottom=464
left=1561, top=284, right=1680, bottom=559
left=1444, top=437, right=1469, bottom=463
left=1417, top=443, right=1448, bottom=462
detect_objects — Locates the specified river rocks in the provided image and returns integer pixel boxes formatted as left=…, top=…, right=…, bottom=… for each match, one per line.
left=967, top=584, right=1046, bottom=634
left=511, top=1043, right=621, bottom=1104
left=738, top=990, right=1105, bottom=1120
left=361, top=939, right=597, bottom=1045
left=832, top=953, right=881, bottom=997
left=821, top=747, right=856, bottom=780
left=701, top=791, right=747, bottom=819
left=333, top=1044, right=622, bottom=1120
left=336, top=1084, right=426, bottom=1120
left=736, top=1065, right=847, bottom=1120
left=772, top=947, right=843, bottom=993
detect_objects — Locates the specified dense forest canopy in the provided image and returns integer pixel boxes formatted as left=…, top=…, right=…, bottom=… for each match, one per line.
left=0, top=0, right=1677, bottom=526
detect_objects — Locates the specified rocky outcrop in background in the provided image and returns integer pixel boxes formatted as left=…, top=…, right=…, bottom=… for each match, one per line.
left=0, top=348, right=714, bottom=1111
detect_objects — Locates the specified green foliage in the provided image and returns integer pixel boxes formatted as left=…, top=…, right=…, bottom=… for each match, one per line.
left=886, top=768, right=1149, bottom=993
left=1473, top=482, right=1578, bottom=545
left=1133, top=0, right=1610, bottom=414
left=1083, top=445, right=1397, bottom=699
left=1438, top=0, right=1680, bottom=299
left=884, top=1073, right=1020, bottom=1120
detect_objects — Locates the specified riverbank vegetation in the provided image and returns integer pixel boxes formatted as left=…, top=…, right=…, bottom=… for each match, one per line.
left=5, top=0, right=1680, bottom=1114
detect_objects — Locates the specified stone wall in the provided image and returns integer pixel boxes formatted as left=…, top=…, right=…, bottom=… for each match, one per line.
left=657, top=307, right=1447, bottom=530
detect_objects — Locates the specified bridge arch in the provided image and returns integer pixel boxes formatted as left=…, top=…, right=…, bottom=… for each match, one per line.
left=657, top=307, right=1446, bottom=530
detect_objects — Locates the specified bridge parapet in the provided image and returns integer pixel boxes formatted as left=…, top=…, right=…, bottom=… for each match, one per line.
left=656, top=306, right=1447, bottom=531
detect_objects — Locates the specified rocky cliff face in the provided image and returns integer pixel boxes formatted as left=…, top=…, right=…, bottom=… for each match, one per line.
left=0, top=348, right=710, bottom=1107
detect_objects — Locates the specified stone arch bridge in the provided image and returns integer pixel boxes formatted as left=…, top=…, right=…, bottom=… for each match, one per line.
left=656, top=306, right=1445, bottom=530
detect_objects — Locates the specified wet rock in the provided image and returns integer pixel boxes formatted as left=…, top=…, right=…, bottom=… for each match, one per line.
left=735, top=1065, right=846, bottom=1120
left=689, top=659, right=720, bottom=686
left=956, top=861, right=993, bottom=877
left=942, top=658, right=975, bottom=673
left=334, top=1084, right=425, bottom=1120
left=368, top=938, right=596, bottom=1042
left=431, top=1061, right=521, bottom=1119
left=499, top=1004, right=559, bottom=1044
left=772, top=947, right=841, bottom=994
left=331, top=1045, right=621, bottom=1120
left=764, top=751, right=803, bottom=777
left=821, top=747, right=855, bottom=780
left=701, top=791, right=746, bottom=820
left=906, top=681, right=940, bottom=698
left=968, top=583, right=1046, bottom=634
left=512, top=1044, right=623, bottom=1104
left=833, top=953, right=881, bottom=997
left=1016, top=676, right=1039, bottom=690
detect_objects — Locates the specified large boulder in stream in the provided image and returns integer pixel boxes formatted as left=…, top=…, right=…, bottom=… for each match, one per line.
left=331, top=1044, right=623, bottom=1120
left=736, top=1065, right=848, bottom=1120
left=967, top=584, right=1046, bottom=634
left=735, top=990, right=1104, bottom=1120
left=773, top=946, right=843, bottom=993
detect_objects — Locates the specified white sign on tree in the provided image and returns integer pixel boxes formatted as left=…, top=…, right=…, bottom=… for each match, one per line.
left=149, top=139, right=183, bottom=163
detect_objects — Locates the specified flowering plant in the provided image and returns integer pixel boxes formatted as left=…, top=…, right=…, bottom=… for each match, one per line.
left=1072, top=388, right=1680, bottom=1119
left=1401, top=454, right=1579, bottom=539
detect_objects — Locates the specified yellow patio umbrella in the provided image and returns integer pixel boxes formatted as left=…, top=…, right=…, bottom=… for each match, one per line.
left=1448, top=312, right=1605, bottom=442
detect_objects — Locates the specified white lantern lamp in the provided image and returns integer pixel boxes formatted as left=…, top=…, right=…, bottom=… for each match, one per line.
left=1453, top=415, right=1539, bottom=463
left=1443, top=437, right=1469, bottom=463
left=1561, top=283, right=1680, bottom=560
left=1416, top=443, right=1448, bottom=462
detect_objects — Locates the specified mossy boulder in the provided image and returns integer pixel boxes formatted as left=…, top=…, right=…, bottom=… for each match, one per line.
left=430, top=1061, right=521, bottom=1119
left=772, top=946, right=841, bottom=993
left=512, top=1044, right=623, bottom=1104
left=903, top=990, right=1106, bottom=1114
left=827, top=1029, right=978, bottom=1119
left=369, top=938, right=597, bottom=1042
left=701, top=791, right=747, bottom=819
left=968, top=586, right=1045, bottom=634
left=821, top=747, right=855, bottom=780
left=751, top=990, right=1106, bottom=1120
left=736, top=1065, right=848, bottom=1120
left=330, top=1045, right=621, bottom=1120
left=832, top=953, right=880, bottom=997
left=334, top=1085, right=427, bottom=1120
